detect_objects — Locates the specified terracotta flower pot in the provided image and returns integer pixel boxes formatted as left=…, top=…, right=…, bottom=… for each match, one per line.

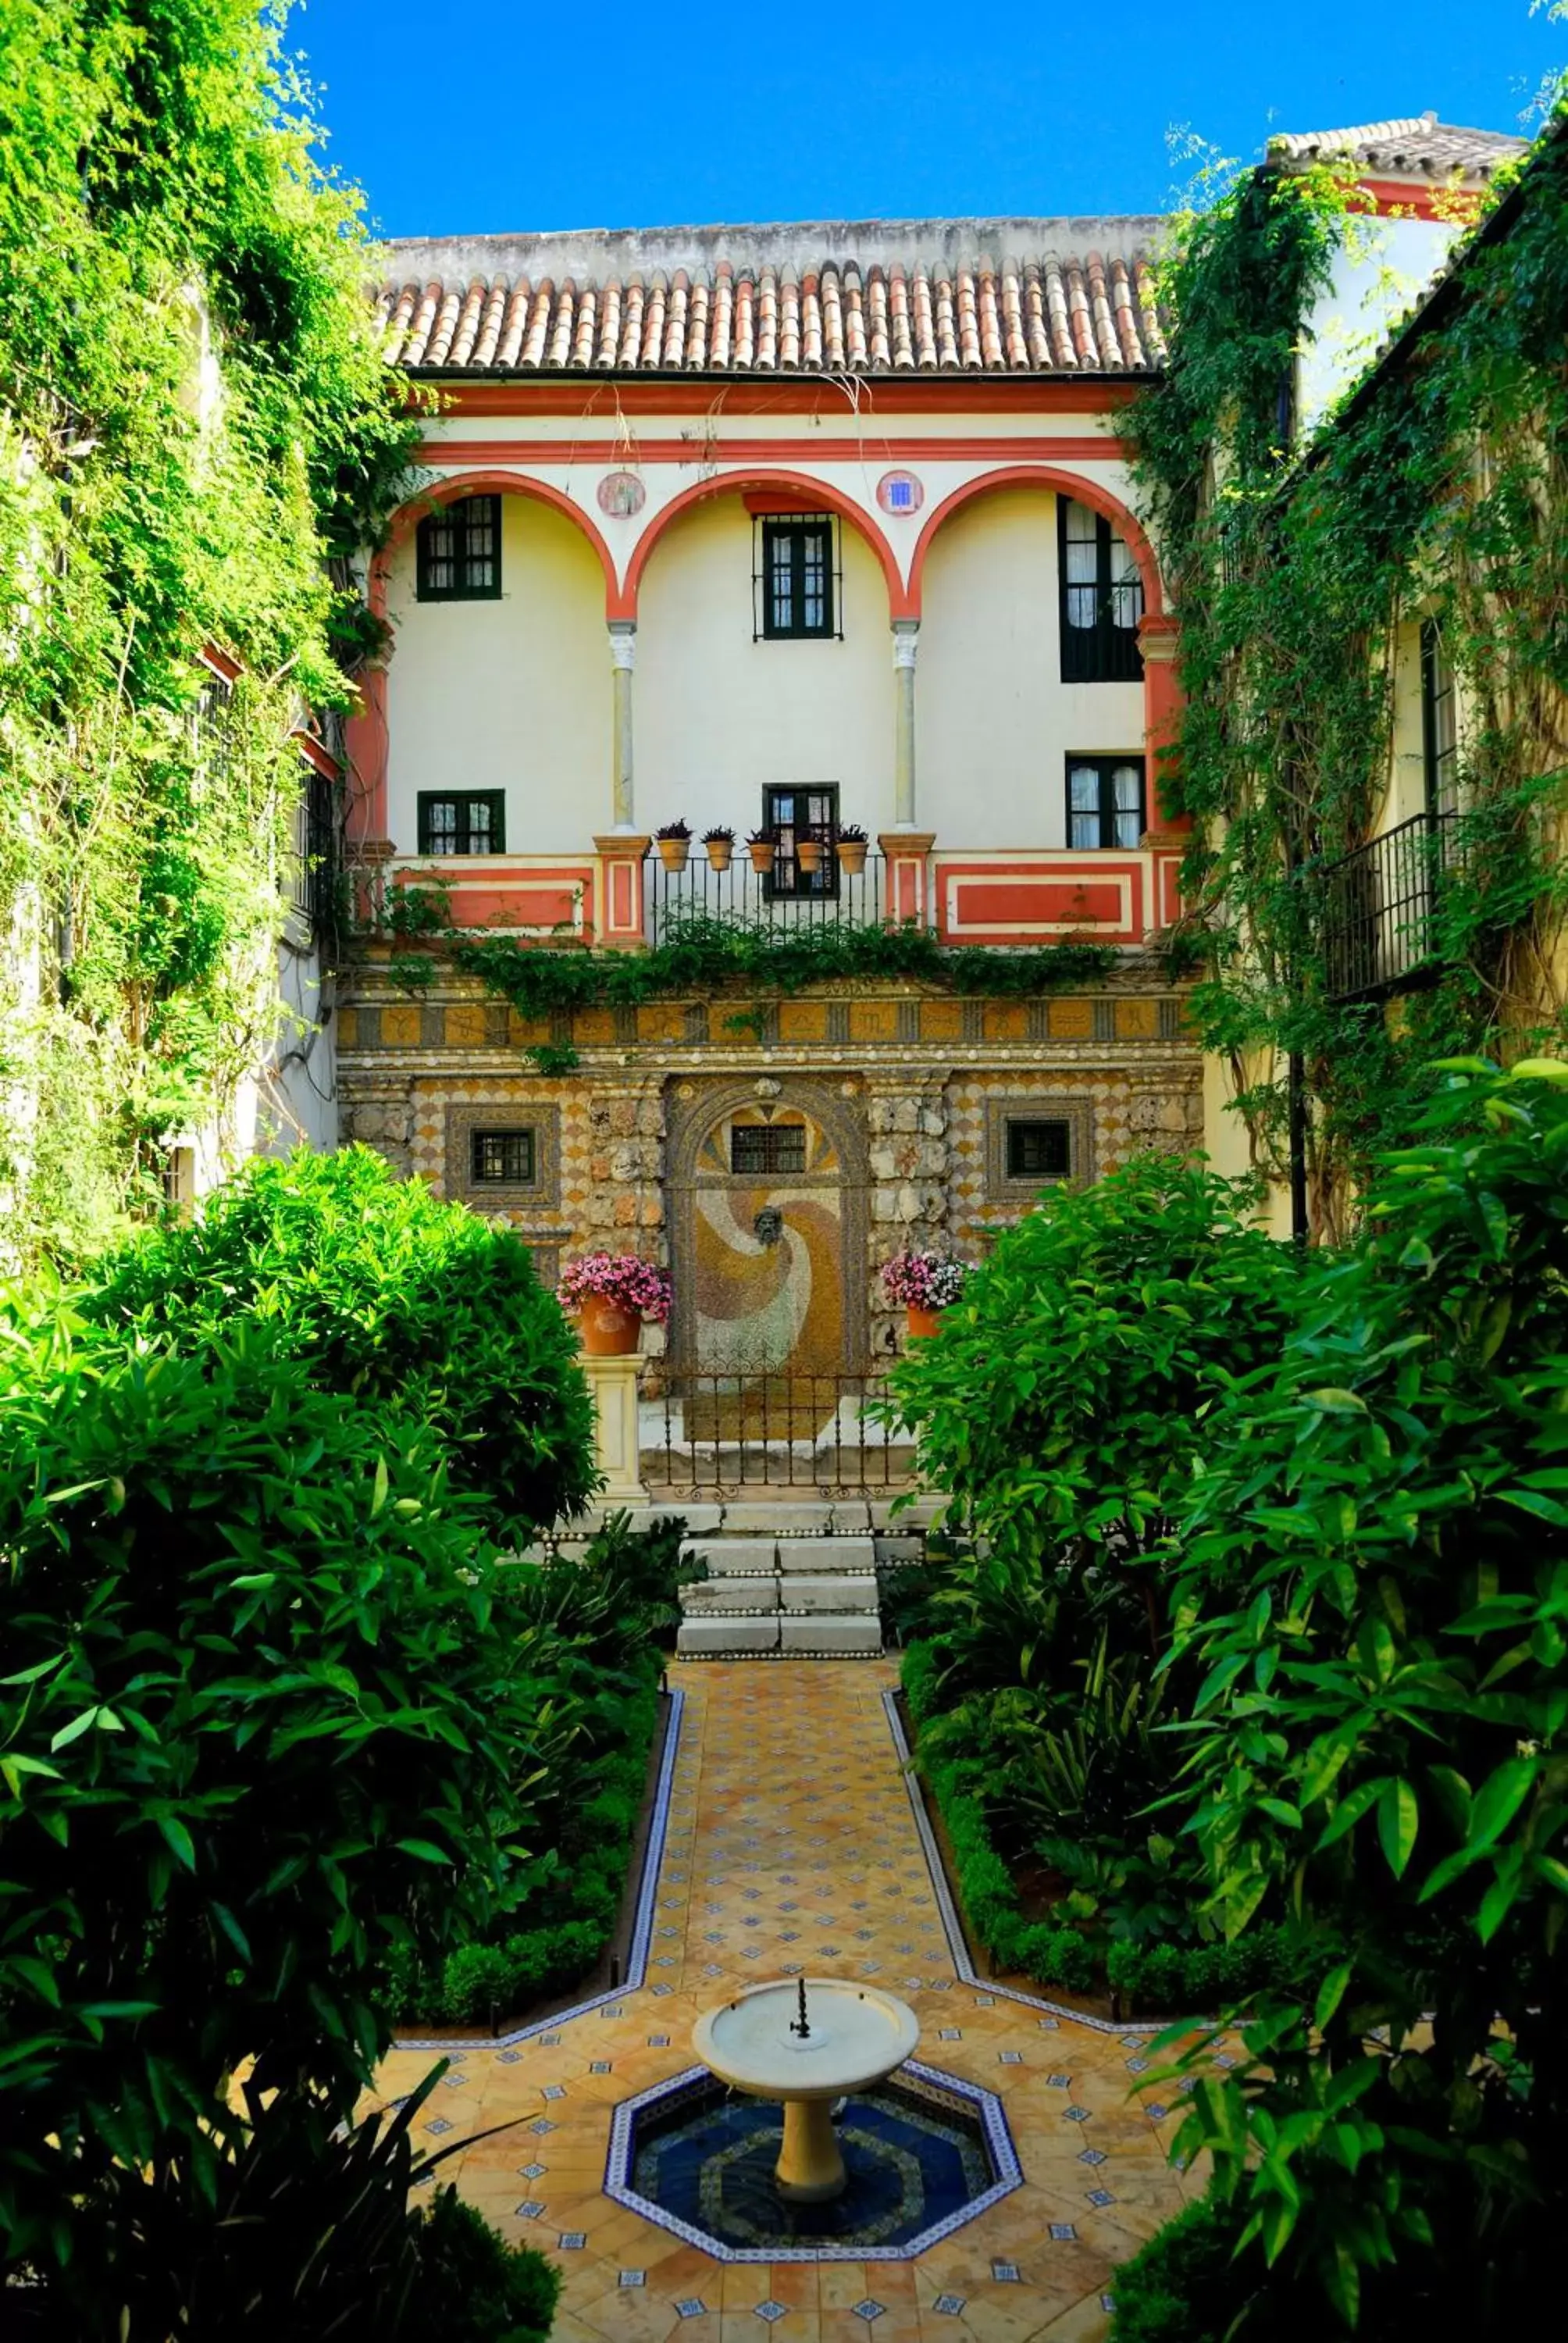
left=836, top=840, right=868, bottom=876
left=747, top=841, right=776, bottom=875
left=579, top=1293, right=642, bottom=1355
left=796, top=838, right=824, bottom=874
left=907, top=1304, right=944, bottom=1340
left=704, top=840, right=734, bottom=872
left=657, top=837, right=690, bottom=873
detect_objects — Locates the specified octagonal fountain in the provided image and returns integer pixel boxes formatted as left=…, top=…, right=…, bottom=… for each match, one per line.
left=693, top=1976, right=921, bottom=2202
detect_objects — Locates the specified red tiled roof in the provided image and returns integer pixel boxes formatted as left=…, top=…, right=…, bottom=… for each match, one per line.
left=1269, top=113, right=1526, bottom=180
left=379, top=220, right=1167, bottom=376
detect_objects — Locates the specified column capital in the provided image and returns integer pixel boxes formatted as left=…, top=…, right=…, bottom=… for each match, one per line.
left=608, top=620, right=637, bottom=671
left=878, top=831, right=936, bottom=856
left=891, top=619, right=920, bottom=669
left=1138, top=611, right=1180, bottom=662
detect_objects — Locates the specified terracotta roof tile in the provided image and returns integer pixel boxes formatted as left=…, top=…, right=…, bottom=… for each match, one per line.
left=380, top=218, right=1167, bottom=376
left=1269, top=113, right=1526, bottom=180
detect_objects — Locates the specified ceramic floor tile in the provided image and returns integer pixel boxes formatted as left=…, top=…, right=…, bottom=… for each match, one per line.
left=373, top=1663, right=1184, bottom=2335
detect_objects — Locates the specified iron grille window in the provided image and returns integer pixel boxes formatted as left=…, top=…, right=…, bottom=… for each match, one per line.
left=730, top=1122, right=807, bottom=1175
left=290, top=767, right=337, bottom=930
left=1006, top=1119, right=1071, bottom=1180
left=764, top=784, right=839, bottom=898
left=470, top=1129, right=536, bottom=1184
left=1067, top=757, right=1145, bottom=850
left=416, top=495, right=501, bottom=601
left=416, top=790, right=505, bottom=855
left=755, top=515, right=840, bottom=640
left=1058, top=497, right=1144, bottom=682
left=1421, top=619, right=1459, bottom=818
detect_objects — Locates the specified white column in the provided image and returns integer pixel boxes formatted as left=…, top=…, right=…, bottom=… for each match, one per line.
left=609, top=622, right=636, bottom=831
left=892, top=621, right=919, bottom=828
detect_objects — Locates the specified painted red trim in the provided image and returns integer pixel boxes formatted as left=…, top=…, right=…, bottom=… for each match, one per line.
left=415, top=434, right=1130, bottom=467
left=1356, top=177, right=1485, bottom=223
left=619, top=466, right=902, bottom=622
left=935, top=853, right=1146, bottom=944
left=199, top=642, right=243, bottom=682
left=907, top=463, right=1164, bottom=619
left=292, top=727, right=341, bottom=782
left=424, top=378, right=1143, bottom=419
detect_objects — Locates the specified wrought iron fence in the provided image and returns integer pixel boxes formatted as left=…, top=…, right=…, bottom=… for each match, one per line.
left=646, top=850, right=892, bottom=945
left=643, top=1368, right=911, bottom=1492
left=1318, top=811, right=1459, bottom=1002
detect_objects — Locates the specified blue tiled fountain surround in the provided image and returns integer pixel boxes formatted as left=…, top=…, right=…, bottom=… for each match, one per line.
left=604, top=2057, right=1023, bottom=2264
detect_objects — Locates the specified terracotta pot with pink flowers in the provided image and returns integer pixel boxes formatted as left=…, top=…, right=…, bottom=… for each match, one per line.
left=558, top=1253, right=673, bottom=1355
left=880, top=1249, right=970, bottom=1340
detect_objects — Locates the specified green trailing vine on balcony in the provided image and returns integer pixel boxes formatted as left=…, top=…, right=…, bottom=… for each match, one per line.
left=0, top=0, right=419, bottom=1261
left=383, top=900, right=1119, bottom=1037
left=1126, top=113, right=1568, bottom=1236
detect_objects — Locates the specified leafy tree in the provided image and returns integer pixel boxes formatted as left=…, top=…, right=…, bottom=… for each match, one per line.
left=1153, top=1061, right=1568, bottom=2332
left=80, top=1146, right=596, bottom=1535
left=0, top=1324, right=551, bottom=2296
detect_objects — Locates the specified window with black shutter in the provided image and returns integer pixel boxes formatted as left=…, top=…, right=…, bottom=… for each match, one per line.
left=416, top=495, right=502, bottom=601
left=1421, top=619, right=1459, bottom=818
left=1066, top=758, right=1145, bottom=850
left=763, top=784, right=839, bottom=898
left=1058, top=497, right=1144, bottom=681
left=416, top=790, right=506, bottom=855
left=756, top=515, right=839, bottom=639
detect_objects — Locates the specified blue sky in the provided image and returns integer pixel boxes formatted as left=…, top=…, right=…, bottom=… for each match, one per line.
left=292, top=0, right=1563, bottom=240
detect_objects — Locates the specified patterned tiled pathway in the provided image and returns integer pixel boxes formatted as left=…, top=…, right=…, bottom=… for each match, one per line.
left=372, top=1664, right=1198, bottom=2341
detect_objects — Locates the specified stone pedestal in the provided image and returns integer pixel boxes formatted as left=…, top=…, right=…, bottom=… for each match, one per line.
left=581, top=1351, right=648, bottom=1507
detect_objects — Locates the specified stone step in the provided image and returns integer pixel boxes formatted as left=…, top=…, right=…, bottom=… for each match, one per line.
left=779, top=1615, right=883, bottom=1654
left=677, top=1617, right=781, bottom=1655
left=775, top=1574, right=879, bottom=1614
left=681, top=1535, right=778, bottom=1574
left=776, top=1535, right=875, bottom=1574
left=679, top=1577, right=781, bottom=1614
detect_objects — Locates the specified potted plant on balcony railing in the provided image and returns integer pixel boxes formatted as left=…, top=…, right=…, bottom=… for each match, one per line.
left=881, top=1249, right=969, bottom=1340
left=654, top=819, right=692, bottom=873
left=795, top=833, right=825, bottom=876
left=702, top=825, right=735, bottom=873
left=836, top=822, right=869, bottom=877
left=746, top=827, right=777, bottom=876
left=558, top=1252, right=674, bottom=1356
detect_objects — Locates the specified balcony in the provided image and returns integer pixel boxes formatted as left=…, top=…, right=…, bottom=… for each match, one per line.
left=647, top=848, right=889, bottom=944
left=1318, top=811, right=1459, bottom=1003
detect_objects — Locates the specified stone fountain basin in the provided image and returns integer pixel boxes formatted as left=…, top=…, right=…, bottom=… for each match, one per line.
left=693, top=1977, right=920, bottom=2104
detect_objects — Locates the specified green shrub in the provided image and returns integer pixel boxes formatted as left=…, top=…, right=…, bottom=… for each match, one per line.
left=1110, top=2192, right=1267, bottom=2342
left=80, top=1147, right=594, bottom=1535
left=0, top=1324, right=554, bottom=2291
left=1159, top=1062, right=1568, bottom=2330
left=408, top=2187, right=560, bottom=2342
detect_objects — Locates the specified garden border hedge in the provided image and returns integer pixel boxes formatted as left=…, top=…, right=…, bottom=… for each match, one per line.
left=902, top=1642, right=1310, bottom=2015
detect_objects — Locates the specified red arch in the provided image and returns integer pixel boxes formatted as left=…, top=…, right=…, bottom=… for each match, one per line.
left=374, top=468, right=621, bottom=616
left=347, top=471, right=622, bottom=845
left=907, top=463, right=1164, bottom=620
left=618, top=468, right=903, bottom=622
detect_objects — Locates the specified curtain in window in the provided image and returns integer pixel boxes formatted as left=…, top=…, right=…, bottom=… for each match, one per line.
left=1111, top=764, right=1142, bottom=847
left=1064, top=501, right=1099, bottom=631
left=1069, top=764, right=1102, bottom=847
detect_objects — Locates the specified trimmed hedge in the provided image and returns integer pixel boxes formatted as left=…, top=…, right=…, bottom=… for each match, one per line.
left=387, top=1675, right=662, bottom=2026
left=903, top=1642, right=1312, bottom=2013
left=408, top=2188, right=561, bottom=2342
left=1109, top=2192, right=1263, bottom=2341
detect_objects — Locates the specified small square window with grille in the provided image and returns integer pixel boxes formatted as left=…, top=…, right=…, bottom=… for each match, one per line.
left=764, top=783, right=839, bottom=900
left=755, top=515, right=841, bottom=639
left=417, top=790, right=505, bottom=855
left=1007, top=1120, right=1071, bottom=1180
left=471, top=1129, right=536, bottom=1185
left=416, top=495, right=502, bottom=601
left=730, top=1122, right=807, bottom=1175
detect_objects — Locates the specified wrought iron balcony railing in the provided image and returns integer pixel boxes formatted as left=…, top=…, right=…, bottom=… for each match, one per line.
left=1317, top=811, right=1459, bottom=1003
left=647, top=849, right=893, bottom=945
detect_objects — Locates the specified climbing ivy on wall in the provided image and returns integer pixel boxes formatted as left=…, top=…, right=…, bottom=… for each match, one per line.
left=1128, top=117, right=1568, bottom=1236
left=0, top=0, right=418, bottom=1261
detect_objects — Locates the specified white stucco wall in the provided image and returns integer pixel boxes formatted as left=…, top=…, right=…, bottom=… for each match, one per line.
left=918, top=489, right=1147, bottom=848
left=635, top=494, right=895, bottom=840
left=1298, top=213, right=1460, bottom=439
left=383, top=494, right=611, bottom=853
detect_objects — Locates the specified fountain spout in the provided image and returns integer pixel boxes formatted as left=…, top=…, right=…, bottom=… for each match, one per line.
left=789, top=1977, right=811, bottom=2040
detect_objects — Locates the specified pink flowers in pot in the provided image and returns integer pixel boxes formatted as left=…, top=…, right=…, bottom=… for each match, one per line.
left=879, top=1250, right=969, bottom=1311
left=558, top=1252, right=673, bottom=1324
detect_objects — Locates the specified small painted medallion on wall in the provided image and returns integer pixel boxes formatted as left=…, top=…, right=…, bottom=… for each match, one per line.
left=597, top=470, right=647, bottom=517
left=876, top=470, right=925, bottom=516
